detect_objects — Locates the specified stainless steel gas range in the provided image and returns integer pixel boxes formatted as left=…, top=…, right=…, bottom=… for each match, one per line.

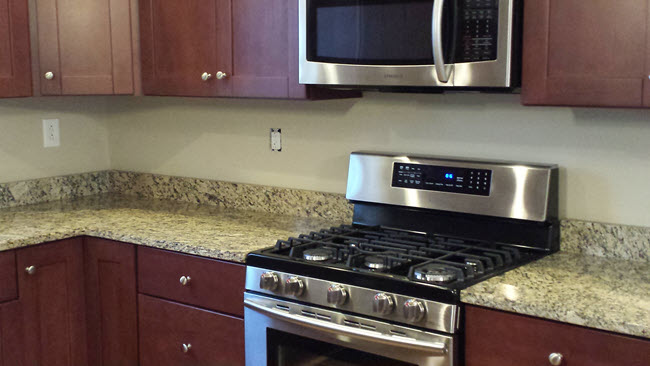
left=244, top=152, right=559, bottom=366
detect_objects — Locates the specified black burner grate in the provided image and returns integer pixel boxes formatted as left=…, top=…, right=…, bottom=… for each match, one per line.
left=270, top=224, right=532, bottom=286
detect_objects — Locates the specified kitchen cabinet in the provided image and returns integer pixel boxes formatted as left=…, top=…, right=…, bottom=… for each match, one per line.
left=138, top=246, right=245, bottom=316
left=0, top=251, right=16, bottom=303
left=139, top=0, right=233, bottom=97
left=0, top=0, right=31, bottom=97
left=139, top=295, right=245, bottom=366
left=521, top=0, right=650, bottom=107
left=34, top=0, right=136, bottom=95
left=84, top=238, right=138, bottom=366
left=0, top=301, right=25, bottom=366
left=16, top=238, right=88, bottom=366
left=465, top=305, right=650, bottom=366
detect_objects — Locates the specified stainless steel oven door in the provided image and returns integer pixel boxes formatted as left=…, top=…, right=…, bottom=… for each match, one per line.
left=245, top=293, right=457, bottom=366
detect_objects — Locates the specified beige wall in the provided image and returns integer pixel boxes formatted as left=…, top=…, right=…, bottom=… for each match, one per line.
left=0, top=97, right=111, bottom=183
left=106, top=93, right=650, bottom=227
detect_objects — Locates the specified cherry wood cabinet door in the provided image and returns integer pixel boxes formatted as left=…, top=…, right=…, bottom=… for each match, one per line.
left=465, top=305, right=650, bottom=366
left=0, top=301, right=25, bottom=366
left=522, top=0, right=649, bottom=107
left=16, top=238, right=88, bottom=366
left=232, top=0, right=292, bottom=98
left=0, top=251, right=16, bottom=303
left=140, top=0, right=233, bottom=97
left=84, top=238, right=138, bottom=366
left=35, top=0, right=134, bottom=95
left=0, top=0, right=31, bottom=97
left=139, top=295, right=245, bottom=366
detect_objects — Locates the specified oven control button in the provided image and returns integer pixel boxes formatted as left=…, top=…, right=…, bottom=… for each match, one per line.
left=403, top=299, right=426, bottom=322
left=285, top=276, right=305, bottom=297
left=327, top=284, right=348, bottom=305
left=259, top=271, right=279, bottom=291
left=372, top=293, right=395, bottom=315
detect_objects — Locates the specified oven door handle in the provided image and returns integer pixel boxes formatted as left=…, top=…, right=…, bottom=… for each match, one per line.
left=244, top=298, right=448, bottom=355
left=432, top=0, right=453, bottom=83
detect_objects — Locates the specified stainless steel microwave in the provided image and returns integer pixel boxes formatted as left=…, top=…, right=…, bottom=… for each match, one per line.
left=299, top=0, right=521, bottom=90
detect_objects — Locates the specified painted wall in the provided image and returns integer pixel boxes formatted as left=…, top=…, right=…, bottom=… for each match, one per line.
left=0, top=97, right=111, bottom=183
left=106, top=93, right=650, bottom=227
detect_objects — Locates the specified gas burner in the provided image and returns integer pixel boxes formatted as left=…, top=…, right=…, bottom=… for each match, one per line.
left=364, top=255, right=388, bottom=270
left=413, top=264, right=460, bottom=283
left=302, top=248, right=333, bottom=262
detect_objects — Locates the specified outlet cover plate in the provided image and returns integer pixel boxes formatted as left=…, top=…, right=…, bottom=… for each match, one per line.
left=43, top=119, right=60, bottom=148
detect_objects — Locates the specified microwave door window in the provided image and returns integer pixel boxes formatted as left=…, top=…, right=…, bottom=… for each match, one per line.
left=308, top=0, right=435, bottom=65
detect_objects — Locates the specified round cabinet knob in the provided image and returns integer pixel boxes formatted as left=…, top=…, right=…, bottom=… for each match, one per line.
left=372, top=293, right=395, bottom=315
left=201, top=72, right=212, bottom=81
left=179, top=275, right=191, bottom=286
left=216, top=71, right=228, bottom=80
left=327, top=284, right=348, bottom=306
left=403, top=299, right=426, bottom=322
left=44, top=72, right=55, bottom=80
left=181, top=343, right=192, bottom=353
left=285, top=276, right=305, bottom=297
left=548, top=353, right=563, bottom=365
left=25, top=266, right=36, bottom=275
left=259, top=271, right=279, bottom=291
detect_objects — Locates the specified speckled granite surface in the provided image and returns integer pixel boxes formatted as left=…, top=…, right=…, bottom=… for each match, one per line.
left=562, top=220, right=649, bottom=262
left=0, top=172, right=110, bottom=209
left=0, top=194, right=345, bottom=263
left=461, top=252, right=650, bottom=338
left=109, top=171, right=353, bottom=222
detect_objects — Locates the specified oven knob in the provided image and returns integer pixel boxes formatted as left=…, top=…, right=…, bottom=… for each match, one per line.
left=327, top=284, right=348, bottom=305
left=259, top=271, right=279, bottom=291
left=285, top=276, right=305, bottom=297
left=372, top=293, right=395, bottom=315
left=403, top=299, right=426, bottom=322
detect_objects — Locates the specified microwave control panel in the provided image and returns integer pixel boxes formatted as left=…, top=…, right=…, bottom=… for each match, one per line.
left=392, top=163, right=492, bottom=196
left=457, top=0, right=499, bottom=63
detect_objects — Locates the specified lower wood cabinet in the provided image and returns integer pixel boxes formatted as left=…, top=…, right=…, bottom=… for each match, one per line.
left=0, top=301, right=25, bottom=366
left=465, top=305, right=650, bottom=366
left=139, top=294, right=245, bottom=366
left=0, top=251, right=16, bottom=303
left=85, top=238, right=138, bottom=366
left=16, top=238, right=88, bottom=366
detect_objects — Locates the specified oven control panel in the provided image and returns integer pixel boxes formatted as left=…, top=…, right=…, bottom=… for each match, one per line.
left=392, top=163, right=492, bottom=196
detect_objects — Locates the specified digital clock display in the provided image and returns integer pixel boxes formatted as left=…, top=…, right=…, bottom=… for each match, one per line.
left=392, top=163, right=492, bottom=196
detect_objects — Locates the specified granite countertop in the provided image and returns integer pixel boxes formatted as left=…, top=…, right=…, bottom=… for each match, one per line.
left=1, top=193, right=648, bottom=340
left=462, top=252, right=650, bottom=339
left=0, top=193, right=345, bottom=263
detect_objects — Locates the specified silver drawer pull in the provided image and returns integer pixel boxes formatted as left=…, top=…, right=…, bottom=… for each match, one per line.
left=179, top=275, right=191, bottom=286
left=25, top=266, right=36, bottom=275
left=548, top=352, right=563, bottom=365
left=182, top=343, right=192, bottom=353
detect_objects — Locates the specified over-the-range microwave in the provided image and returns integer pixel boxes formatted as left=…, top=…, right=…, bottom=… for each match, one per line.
left=299, top=0, right=522, bottom=91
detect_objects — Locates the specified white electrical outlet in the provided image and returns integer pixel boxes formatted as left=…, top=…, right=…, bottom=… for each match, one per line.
left=43, top=119, right=60, bottom=148
left=270, top=128, right=282, bottom=152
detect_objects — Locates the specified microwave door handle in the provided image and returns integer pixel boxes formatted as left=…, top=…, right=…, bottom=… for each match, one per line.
left=244, top=298, right=448, bottom=355
left=432, top=0, right=453, bottom=83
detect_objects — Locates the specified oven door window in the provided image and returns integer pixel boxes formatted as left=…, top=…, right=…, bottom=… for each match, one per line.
left=307, top=0, right=456, bottom=66
left=267, top=329, right=416, bottom=366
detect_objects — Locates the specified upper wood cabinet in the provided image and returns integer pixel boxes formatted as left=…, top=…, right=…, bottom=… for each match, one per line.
left=34, top=0, right=136, bottom=95
left=139, top=0, right=233, bottom=97
left=0, top=0, right=31, bottom=97
left=522, top=0, right=650, bottom=107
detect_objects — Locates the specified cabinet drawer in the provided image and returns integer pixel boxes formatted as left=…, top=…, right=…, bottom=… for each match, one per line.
left=139, top=294, right=244, bottom=366
left=0, top=251, right=17, bottom=302
left=465, top=305, right=650, bottom=366
left=138, top=247, right=245, bottom=316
